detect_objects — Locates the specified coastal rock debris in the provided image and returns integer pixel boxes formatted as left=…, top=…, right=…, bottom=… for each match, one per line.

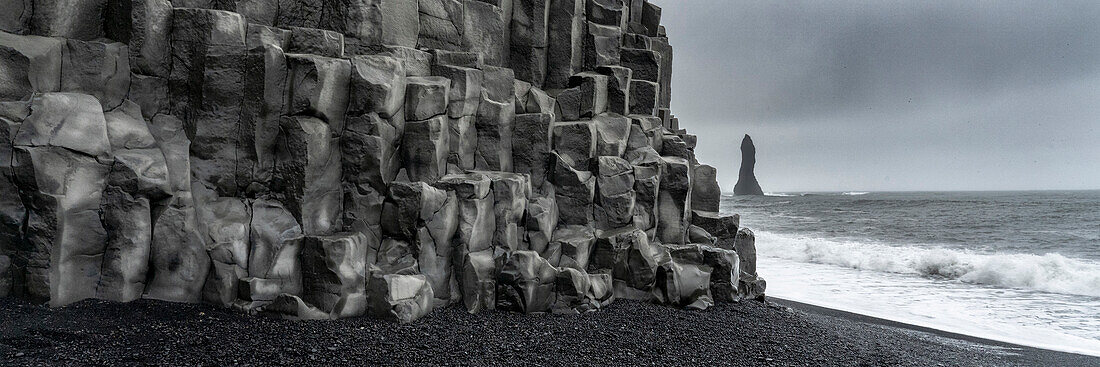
left=0, top=0, right=765, bottom=322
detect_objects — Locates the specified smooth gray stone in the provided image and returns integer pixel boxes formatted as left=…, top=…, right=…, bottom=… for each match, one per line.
left=481, top=65, right=516, bottom=104
left=734, top=134, right=765, bottom=196
left=552, top=267, right=590, bottom=313
left=286, top=53, right=351, bottom=133
left=692, top=211, right=739, bottom=241
left=657, top=156, right=692, bottom=245
left=367, top=272, right=435, bottom=323
left=380, top=0, right=420, bottom=47
left=651, top=36, right=673, bottom=108
left=734, top=228, right=758, bottom=278
left=474, top=97, right=515, bottom=171
left=448, top=115, right=477, bottom=171
left=511, top=113, right=553, bottom=189
left=565, top=72, right=610, bottom=120
left=146, top=193, right=209, bottom=304
left=523, top=86, right=558, bottom=120
left=319, top=0, right=382, bottom=43
left=381, top=45, right=432, bottom=77
left=300, top=232, right=369, bottom=317
left=146, top=115, right=192, bottom=193
left=130, top=0, right=173, bottom=78
left=583, top=22, right=621, bottom=71
left=544, top=0, right=584, bottom=89
left=628, top=79, right=657, bottom=115
left=608, top=228, right=662, bottom=298
left=596, top=66, right=631, bottom=115
left=586, top=0, right=626, bottom=27
left=182, top=54, right=246, bottom=196
left=631, top=164, right=659, bottom=236
left=686, top=225, right=716, bottom=246
left=0, top=0, right=31, bottom=34
left=593, top=113, right=630, bottom=157
left=98, top=102, right=171, bottom=303
left=29, top=0, right=105, bottom=40
left=378, top=181, right=457, bottom=303
left=474, top=171, right=531, bottom=256
left=496, top=250, right=557, bottom=313
left=587, top=272, right=615, bottom=308
left=405, top=76, right=451, bottom=121
left=432, top=64, right=483, bottom=118
left=432, top=173, right=495, bottom=272
left=11, top=144, right=110, bottom=307
left=656, top=258, right=713, bottom=310
left=0, top=104, right=26, bottom=285
left=628, top=114, right=662, bottom=150
left=349, top=55, right=407, bottom=119
left=239, top=45, right=289, bottom=190
left=639, top=0, right=661, bottom=36
left=692, top=164, right=721, bottom=212
left=431, top=49, right=484, bottom=69
left=62, top=40, right=131, bottom=111
left=660, top=133, right=694, bottom=162
left=551, top=225, right=595, bottom=270
left=193, top=186, right=250, bottom=306
left=0, top=32, right=64, bottom=100
left=248, top=198, right=304, bottom=297
left=524, top=191, right=557, bottom=253
left=235, top=0, right=278, bottom=25
left=594, top=156, right=635, bottom=230
left=15, top=93, right=111, bottom=157
left=246, top=23, right=290, bottom=50
left=461, top=251, right=496, bottom=313
left=417, top=0, right=465, bottom=51
left=127, top=74, right=168, bottom=120
left=621, top=32, right=651, bottom=50
left=375, top=238, right=419, bottom=275
left=167, top=9, right=247, bottom=121
left=463, top=0, right=507, bottom=66
left=272, top=116, right=344, bottom=236
left=700, top=245, right=739, bottom=303
left=401, top=116, right=449, bottom=182
left=620, top=47, right=660, bottom=83
left=551, top=120, right=595, bottom=168
left=548, top=151, right=595, bottom=226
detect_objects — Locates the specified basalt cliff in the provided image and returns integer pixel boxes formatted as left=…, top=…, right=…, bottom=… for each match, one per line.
left=0, top=0, right=764, bottom=321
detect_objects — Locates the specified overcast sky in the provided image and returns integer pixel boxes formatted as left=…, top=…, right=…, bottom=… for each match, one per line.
left=654, top=1, right=1100, bottom=192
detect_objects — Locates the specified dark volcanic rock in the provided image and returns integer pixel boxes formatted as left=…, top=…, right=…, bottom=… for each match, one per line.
left=734, top=134, right=764, bottom=196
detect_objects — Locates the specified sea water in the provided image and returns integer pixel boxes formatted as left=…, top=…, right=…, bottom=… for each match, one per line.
left=722, top=191, right=1100, bottom=356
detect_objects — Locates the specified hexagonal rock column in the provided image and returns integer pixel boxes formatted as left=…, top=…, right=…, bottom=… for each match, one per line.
left=548, top=152, right=596, bottom=226
left=300, top=233, right=369, bottom=318
left=242, top=199, right=305, bottom=304
left=734, top=228, right=767, bottom=300
left=10, top=93, right=112, bottom=307
left=657, top=156, right=692, bottom=245
left=496, top=250, right=558, bottom=313
left=272, top=116, right=343, bottom=236
left=367, top=272, right=435, bottom=323
left=380, top=181, right=458, bottom=306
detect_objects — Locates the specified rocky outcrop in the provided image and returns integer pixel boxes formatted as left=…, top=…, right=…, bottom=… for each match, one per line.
left=0, top=0, right=765, bottom=322
left=734, top=134, right=764, bottom=196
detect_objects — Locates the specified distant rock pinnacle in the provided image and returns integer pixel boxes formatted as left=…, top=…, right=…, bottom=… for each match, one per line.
left=734, top=135, right=764, bottom=196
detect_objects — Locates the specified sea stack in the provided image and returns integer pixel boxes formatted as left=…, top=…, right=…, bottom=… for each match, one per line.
left=734, top=135, right=765, bottom=196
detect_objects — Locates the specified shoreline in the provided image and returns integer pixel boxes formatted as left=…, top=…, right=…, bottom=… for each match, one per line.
left=2, top=296, right=1098, bottom=366
left=770, top=297, right=1100, bottom=362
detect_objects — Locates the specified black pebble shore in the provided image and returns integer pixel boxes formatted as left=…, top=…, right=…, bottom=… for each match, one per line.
left=0, top=297, right=1095, bottom=366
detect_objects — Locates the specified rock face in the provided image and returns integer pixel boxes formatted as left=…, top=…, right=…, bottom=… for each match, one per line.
left=0, top=0, right=765, bottom=322
left=734, top=134, right=764, bottom=196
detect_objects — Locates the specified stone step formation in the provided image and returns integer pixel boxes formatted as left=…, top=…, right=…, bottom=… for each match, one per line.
left=0, top=0, right=765, bottom=322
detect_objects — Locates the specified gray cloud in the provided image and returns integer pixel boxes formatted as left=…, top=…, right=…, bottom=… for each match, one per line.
left=653, top=1, right=1100, bottom=191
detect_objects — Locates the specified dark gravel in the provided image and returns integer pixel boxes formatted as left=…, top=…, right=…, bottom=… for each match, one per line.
left=0, top=296, right=1095, bottom=366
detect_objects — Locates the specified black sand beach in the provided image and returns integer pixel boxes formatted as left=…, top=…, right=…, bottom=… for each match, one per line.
left=0, top=297, right=1095, bottom=366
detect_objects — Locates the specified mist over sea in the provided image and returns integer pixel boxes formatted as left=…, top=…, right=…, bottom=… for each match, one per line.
left=721, top=191, right=1100, bottom=356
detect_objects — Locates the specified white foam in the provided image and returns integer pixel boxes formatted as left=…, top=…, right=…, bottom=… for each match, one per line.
left=754, top=230, right=1100, bottom=298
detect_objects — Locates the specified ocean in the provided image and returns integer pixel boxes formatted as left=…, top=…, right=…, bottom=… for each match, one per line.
left=721, top=190, right=1100, bottom=356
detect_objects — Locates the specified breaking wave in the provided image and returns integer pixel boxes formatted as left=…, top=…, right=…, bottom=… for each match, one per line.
left=755, top=230, right=1100, bottom=298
